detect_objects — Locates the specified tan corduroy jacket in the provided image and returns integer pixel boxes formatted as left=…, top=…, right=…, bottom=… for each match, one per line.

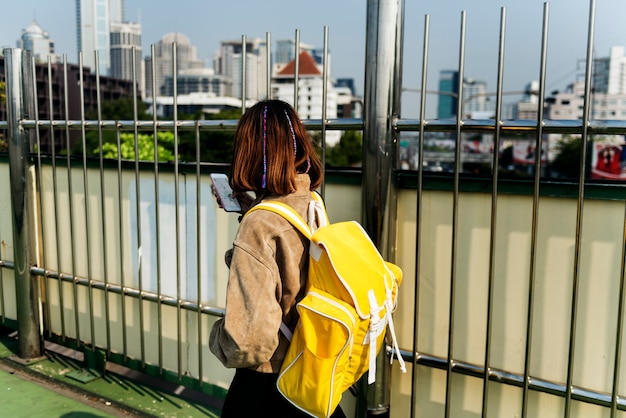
left=209, top=174, right=315, bottom=373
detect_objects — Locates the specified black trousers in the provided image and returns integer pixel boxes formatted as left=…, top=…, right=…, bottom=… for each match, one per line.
left=221, top=368, right=347, bottom=418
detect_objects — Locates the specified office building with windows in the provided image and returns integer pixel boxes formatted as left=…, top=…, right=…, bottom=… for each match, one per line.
left=213, top=38, right=268, bottom=100
left=76, top=0, right=125, bottom=75
left=144, top=32, right=205, bottom=98
left=18, top=20, right=57, bottom=63
left=272, top=51, right=339, bottom=144
left=110, top=21, right=143, bottom=94
left=437, top=70, right=459, bottom=119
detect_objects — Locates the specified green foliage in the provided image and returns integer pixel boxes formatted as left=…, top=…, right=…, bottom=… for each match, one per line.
left=97, top=132, right=175, bottom=162
left=79, top=98, right=239, bottom=163
left=85, top=97, right=150, bottom=121
left=79, top=97, right=152, bottom=157
left=177, top=109, right=239, bottom=163
left=326, top=131, right=363, bottom=167
left=550, top=135, right=591, bottom=178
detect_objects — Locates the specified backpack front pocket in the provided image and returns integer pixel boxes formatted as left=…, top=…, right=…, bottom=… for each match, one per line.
left=277, top=287, right=357, bottom=418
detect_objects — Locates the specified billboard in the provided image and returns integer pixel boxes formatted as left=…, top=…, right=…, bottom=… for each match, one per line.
left=591, top=141, right=626, bottom=180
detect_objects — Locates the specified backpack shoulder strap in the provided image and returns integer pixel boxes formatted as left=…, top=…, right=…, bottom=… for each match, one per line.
left=246, top=200, right=313, bottom=239
left=310, top=191, right=330, bottom=226
left=245, top=192, right=329, bottom=239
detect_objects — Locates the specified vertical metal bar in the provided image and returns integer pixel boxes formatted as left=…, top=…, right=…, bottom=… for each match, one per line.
left=482, top=8, right=507, bottom=418
left=362, top=0, right=404, bottom=415
left=150, top=45, right=164, bottom=373
left=151, top=44, right=164, bottom=374
left=611, top=8, right=626, bottom=414
left=94, top=51, right=112, bottom=355
left=410, top=13, right=429, bottom=418
left=195, top=121, right=203, bottom=384
left=612, top=6, right=626, bottom=414
left=444, top=11, right=466, bottom=418
left=293, top=29, right=300, bottom=112
left=241, top=35, right=246, bottom=114
left=565, top=0, right=595, bottom=416
left=266, top=32, right=271, bottom=100
left=172, top=43, right=183, bottom=380
left=48, top=57, right=65, bottom=341
left=117, top=125, right=128, bottom=361
left=5, top=48, right=42, bottom=358
left=66, top=55, right=81, bottom=348
left=79, top=52, right=96, bottom=351
left=31, top=56, right=51, bottom=338
left=130, top=45, right=145, bottom=368
left=522, top=3, right=550, bottom=417
left=0, top=201, right=3, bottom=323
left=320, top=26, right=329, bottom=198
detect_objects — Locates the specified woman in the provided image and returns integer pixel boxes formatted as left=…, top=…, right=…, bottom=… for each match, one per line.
left=209, top=100, right=346, bottom=417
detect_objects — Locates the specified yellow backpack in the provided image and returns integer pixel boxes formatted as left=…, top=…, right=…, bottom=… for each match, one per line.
left=247, top=193, right=405, bottom=418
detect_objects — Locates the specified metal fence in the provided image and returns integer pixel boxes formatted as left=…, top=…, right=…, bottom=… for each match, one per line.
left=2, top=0, right=626, bottom=417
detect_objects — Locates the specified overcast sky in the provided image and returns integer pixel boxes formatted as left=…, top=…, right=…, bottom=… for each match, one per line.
left=1, top=0, right=623, bottom=117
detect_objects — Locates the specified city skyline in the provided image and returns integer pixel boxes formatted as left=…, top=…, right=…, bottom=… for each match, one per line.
left=1, top=0, right=625, bottom=118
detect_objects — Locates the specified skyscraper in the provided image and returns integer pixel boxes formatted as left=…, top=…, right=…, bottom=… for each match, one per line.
left=462, top=78, right=489, bottom=118
left=213, top=38, right=268, bottom=100
left=144, top=33, right=205, bottom=98
left=110, top=21, right=143, bottom=95
left=275, top=39, right=314, bottom=65
left=19, top=20, right=57, bottom=63
left=437, top=70, right=459, bottom=119
left=590, top=46, right=626, bottom=95
left=76, top=0, right=125, bottom=75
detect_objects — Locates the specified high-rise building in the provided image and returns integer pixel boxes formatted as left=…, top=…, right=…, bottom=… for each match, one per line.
left=437, top=70, right=459, bottom=119
left=462, top=78, right=489, bottom=118
left=144, top=32, right=205, bottom=98
left=545, top=46, right=626, bottom=121
left=0, top=55, right=136, bottom=152
left=110, top=21, right=143, bottom=94
left=18, top=20, right=57, bottom=63
left=275, top=39, right=314, bottom=65
left=213, top=38, right=268, bottom=100
left=76, top=0, right=125, bottom=75
left=511, top=81, right=540, bottom=120
left=161, top=68, right=228, bottom=97
left=591, top=46, right=626, bottom=95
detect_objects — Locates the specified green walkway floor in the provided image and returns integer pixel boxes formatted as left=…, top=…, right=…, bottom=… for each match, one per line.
left=0, top=327, right=222, bottom=417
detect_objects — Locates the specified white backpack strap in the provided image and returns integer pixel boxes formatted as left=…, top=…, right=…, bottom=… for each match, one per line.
left=311, top=191, right=330, bottom=227
left=366, top=289, right=407, bottom=385
left=384, top=288, right=407, bottom=374
left=367, top=290, right=382, bottom=385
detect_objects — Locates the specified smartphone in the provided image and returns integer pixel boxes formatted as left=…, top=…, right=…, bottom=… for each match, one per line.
left=210, top=173, right=241, bottom=212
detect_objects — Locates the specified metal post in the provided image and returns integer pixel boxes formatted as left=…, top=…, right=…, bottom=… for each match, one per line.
left=4, top=48, right=42, bottom=359
left=362, top=0, right=404, bottom=416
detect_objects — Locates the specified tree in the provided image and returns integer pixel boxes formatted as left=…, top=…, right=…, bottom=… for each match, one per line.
left=177, top=108, right=239, bottom=163
left=79, top=97, right=151, bottom=157
left=96, top=132, right=175, bottom=162
left=80, top=98, right=239, bottom=163
left=326, top=131, right=363, bottom=167
left=550, top=135, right=591, bottom=178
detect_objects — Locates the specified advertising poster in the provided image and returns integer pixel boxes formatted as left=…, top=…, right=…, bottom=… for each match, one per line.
left=591, top=141, right=626, bottom=180
left=513, top=140, right=548, bottom=165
